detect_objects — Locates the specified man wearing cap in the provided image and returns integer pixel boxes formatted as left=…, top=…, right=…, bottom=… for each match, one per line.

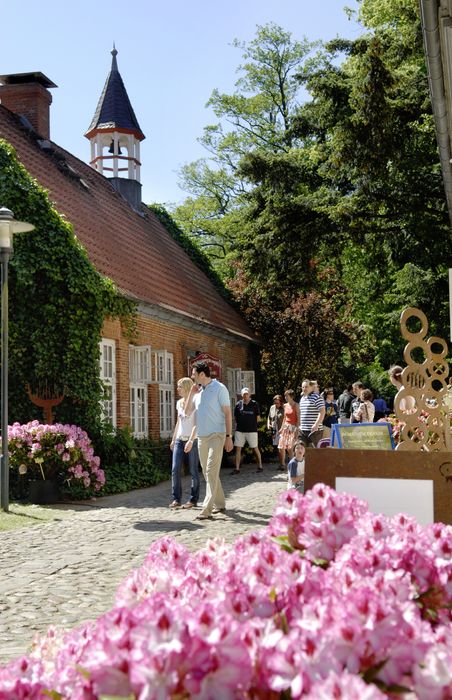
left=232, top=388, right=262, bottom=474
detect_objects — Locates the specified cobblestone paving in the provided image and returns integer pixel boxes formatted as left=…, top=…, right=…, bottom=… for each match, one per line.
left=0, top=463, right=287, bottom=664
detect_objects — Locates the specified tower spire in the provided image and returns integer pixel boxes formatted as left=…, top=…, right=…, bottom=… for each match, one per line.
left=85, top=47, right=145, bottom=210
left=111, top=44, right=118, bottom=71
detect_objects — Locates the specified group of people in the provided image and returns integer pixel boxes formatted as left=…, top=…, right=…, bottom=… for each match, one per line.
left=168, top=362, right=403, bottom=517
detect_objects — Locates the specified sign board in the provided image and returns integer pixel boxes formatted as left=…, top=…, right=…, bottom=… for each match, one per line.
left=188, top=353, right=222, bottom=381
left=331, top=422, right=395, bottom=450
left=336, top=477, right=434, bottom=526
left=304, top=449, right=452, bottom=525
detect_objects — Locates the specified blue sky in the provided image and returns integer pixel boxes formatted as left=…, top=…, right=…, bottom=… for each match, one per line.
left=1, top=0, right=363, bottom=205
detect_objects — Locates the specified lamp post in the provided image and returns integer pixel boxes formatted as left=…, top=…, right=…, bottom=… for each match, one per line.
left=0, top=207, right=35, bottom=512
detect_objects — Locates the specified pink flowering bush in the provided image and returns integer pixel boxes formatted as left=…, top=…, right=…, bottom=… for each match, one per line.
left=7, top=420, right=105, bottom=494
left=0, top=484, right=451, bottom=699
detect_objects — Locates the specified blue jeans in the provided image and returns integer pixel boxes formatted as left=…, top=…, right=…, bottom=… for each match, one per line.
left=171, top=438, right=200, bottom=504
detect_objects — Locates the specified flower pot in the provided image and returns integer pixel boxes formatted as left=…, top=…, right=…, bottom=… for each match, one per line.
left=28, top=480, right=59, bottom=505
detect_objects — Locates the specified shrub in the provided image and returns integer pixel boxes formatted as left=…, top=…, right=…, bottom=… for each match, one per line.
left=91, top=424, right=171, bottom=496
left=1, top=485, right=450, bottom=698
left=7, top=421, right=104, bottom=499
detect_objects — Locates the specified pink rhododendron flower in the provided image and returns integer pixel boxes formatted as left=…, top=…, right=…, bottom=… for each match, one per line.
left=5, top=421, right=104, bottom=495
left=0, top=486, right=451, bottom=699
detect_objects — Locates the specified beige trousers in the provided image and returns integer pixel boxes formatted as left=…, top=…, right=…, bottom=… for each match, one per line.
left=197, top=432, right=226, bottom=515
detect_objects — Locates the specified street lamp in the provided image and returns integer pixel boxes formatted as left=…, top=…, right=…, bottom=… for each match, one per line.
left=0, top=207, right=35, bottom=512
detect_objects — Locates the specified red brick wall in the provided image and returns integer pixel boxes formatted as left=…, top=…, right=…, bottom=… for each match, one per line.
left=0, top=83, right=52, bottom=138
left=102, top=314, right=253, bottom=439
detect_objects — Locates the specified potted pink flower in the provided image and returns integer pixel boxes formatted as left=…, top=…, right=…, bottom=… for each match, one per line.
left=6, top=420, right=105, bottom=502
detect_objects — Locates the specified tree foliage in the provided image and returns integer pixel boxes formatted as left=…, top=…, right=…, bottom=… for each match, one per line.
left=173, top=4, right=451, bottom=397
left=174, top=23, right=316, bottom=277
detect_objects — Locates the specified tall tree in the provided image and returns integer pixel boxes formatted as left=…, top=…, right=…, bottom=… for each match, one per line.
left=173, top=23, right=315, bottom=275
left=173, top=4, right=451, bottom=395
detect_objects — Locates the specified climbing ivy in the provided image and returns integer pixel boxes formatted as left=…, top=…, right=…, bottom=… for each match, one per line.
left=0, top=139, right=136, bottom=433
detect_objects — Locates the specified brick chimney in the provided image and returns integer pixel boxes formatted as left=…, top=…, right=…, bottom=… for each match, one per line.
left=0, top=72, right=57, bottom=139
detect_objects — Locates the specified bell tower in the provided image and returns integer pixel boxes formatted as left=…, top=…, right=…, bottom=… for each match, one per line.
left=85, top=46, right=145, bottom=210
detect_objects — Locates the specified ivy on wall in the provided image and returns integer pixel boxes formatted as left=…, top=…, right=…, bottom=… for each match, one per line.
left=0, top=139, right=136, bottom=433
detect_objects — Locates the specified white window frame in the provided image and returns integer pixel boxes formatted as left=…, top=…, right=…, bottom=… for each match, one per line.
left=99, top=339, right=116, bottom=427
left=155, top=350, right=174, bottom=438
left=130, top=385, right=148, bottom=438
left=159, top=384, right=174, bottom=437
left=227, top=367, right=256, bottom=413
left=129, top=345, right=151, bottom=438
left=240, top=370, right=256, bottom=395
left=129, top=345, right=152, bottom=383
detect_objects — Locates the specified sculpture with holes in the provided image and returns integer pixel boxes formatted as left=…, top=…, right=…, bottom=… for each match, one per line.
left=395, top=307, right=451, bottom=452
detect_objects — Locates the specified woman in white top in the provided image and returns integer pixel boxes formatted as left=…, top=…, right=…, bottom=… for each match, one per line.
left=169, top=377, right=199, bottom=508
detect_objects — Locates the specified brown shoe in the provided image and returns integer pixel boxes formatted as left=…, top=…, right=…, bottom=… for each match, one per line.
left=182, top=501, right=196, bottom=509
left=169, top=500, right=181, bottom=508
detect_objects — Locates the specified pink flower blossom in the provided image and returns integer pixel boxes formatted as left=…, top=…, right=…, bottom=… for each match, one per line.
left=0, top=486, right=450, bottom=699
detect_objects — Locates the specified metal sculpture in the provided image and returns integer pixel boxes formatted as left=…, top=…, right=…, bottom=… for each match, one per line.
left=395, top=307, right=451, bottom=452
left=26, top=383, right=64, bottom=425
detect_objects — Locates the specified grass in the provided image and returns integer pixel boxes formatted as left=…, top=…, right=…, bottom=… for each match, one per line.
left=0, top=502, right=74, bottom=532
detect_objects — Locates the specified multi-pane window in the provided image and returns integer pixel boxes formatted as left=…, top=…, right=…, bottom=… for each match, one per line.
left=155, top=350, right=174, bottom=437
left=129, top=345, right=151, bottom=438
left=99, top=339, right=116, bottom=426
left=130, top=386, right=148, bottom=438
left=129, top=345, right=151, bottom=383
left=226, top=368, right=256, bottom=412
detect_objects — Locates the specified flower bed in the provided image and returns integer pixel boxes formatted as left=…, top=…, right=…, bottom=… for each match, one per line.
left=7, top=421, right=105, bottom=497
left=0, top=485, right=451, bottom=699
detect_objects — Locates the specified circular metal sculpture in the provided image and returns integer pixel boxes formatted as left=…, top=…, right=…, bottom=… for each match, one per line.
left=396, top=307, right=451, bottom=452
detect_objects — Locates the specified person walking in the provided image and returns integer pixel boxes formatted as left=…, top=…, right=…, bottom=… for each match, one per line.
left=277, top=389, right=300, bottom=461
left=185, top=360, right=233, bottom=520
left=350, top=381, right=364, bottom=423
left=352, top=388, right=375, bottom=423
left=373, top=395, right=389, bottom=421
left=232, top=387, right=262, bottom=474
left=388, top=365, right=416, bottom=413
left=267, top=394, right=285, bottom=470
left=322, top=388, right=339, bottom=438
left=337, top=385, right=354, bottom=423
left=299, top=379, right=325, bottom=447
left=169, top=377, right=200, bottom=509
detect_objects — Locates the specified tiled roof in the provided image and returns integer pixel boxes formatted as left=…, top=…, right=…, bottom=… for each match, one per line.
left=85, top=49, right=144, bottom=140
left=0, top=105, right=257, bottom=342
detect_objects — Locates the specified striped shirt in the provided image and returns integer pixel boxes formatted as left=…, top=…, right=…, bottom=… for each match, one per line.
left=299, top=393, right=325, bottom=432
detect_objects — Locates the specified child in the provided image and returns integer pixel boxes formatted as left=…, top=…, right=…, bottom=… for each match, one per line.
left=287, top=441, right=305, bottom=491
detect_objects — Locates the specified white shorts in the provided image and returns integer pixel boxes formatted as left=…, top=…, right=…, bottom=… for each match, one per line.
left=234, top=431, right=258, bottom=449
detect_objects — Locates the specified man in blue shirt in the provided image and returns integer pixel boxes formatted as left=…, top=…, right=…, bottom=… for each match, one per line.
left=185, top=361, right=233, bottom=520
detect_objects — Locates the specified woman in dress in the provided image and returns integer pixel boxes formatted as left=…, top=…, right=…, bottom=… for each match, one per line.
left=169, top=377, right=200, bottom=509
left=278, top=389, right=300, bottom=462
left=267, top=394, right=285, bottom=470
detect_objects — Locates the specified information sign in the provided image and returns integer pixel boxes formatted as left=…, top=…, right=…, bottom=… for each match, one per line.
left=304, top=449, right=452, bottom=525
left=331, top=422, right=395, bottom=450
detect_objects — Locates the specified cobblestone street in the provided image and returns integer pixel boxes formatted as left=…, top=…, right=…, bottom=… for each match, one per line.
left=0, top=464, right=286, bottom=664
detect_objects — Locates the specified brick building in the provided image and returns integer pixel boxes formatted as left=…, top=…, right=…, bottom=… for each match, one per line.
left=0, top=50, right=259, bottom=439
